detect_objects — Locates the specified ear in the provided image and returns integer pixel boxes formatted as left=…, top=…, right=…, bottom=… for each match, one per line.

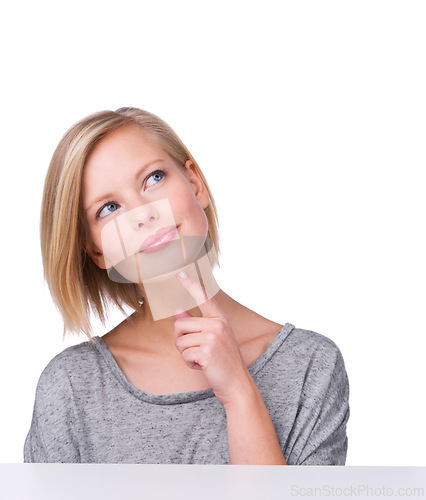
left=84, top=240, right=108, bottom=269
left=184, top=160, right=210, bottom=209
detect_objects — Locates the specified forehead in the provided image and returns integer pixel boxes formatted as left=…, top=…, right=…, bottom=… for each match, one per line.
left=85, top=124, right=164, bottom=169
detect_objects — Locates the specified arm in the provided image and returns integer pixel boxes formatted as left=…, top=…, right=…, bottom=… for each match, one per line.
left=224, top=377, right=287, bottom=465
left=290, top=341, right=350, bottom=465
left=174, top=272, right=287, bottom=464
left=24, top=408, right=49, bottom=462
left=24, top=359, right=81, bottom=463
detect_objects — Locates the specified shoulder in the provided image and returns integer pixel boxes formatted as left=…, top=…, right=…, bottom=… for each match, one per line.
left=284, top=324, right=345, bottom=365
left=283, top=324, right=349, bottom=397
left=25, top=341, right=101, bottom=463
left=270, top=324, right=349, bottom=392
left=288, top=324, right=341, bottom=349
left=35, top=339, right=102, bottom=396
left=40, top=339, right=100, bottom=374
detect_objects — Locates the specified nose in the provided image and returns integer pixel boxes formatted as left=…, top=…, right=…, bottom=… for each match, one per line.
left=130, top=203, right=160, bottom=230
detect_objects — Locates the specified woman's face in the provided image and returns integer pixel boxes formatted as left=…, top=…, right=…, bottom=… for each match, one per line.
left=81, top=124, right=210, bottom=282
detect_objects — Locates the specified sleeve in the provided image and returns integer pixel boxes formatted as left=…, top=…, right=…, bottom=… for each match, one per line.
left=23, top=360, right=82, bottom=463
left=23, top=403, right=49, bottom=462
left=289, top=341, right=350, bottom=466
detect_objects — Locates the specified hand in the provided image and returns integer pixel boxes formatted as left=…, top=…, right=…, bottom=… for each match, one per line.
left=174, top=271, right=254, bottom=406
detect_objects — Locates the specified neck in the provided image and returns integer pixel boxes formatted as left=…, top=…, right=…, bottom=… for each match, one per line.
left=125, top=287, right=245, bottom=350
left=137, top=251, right=220, bottom=322
left=118, top=259, right=249, bottom=350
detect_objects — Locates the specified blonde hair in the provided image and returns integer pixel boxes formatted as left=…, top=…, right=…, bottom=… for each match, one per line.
left=41, top=107, right=220, bottom=342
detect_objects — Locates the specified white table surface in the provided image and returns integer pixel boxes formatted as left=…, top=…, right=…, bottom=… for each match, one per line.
left=1, top=464, right=424, bottom=500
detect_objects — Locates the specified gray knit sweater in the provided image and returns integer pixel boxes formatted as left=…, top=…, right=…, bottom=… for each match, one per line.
left=24, top=323, right=350, bottom=465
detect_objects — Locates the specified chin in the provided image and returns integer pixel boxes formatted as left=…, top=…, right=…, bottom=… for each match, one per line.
left=141, top=268, right=183, bottom=284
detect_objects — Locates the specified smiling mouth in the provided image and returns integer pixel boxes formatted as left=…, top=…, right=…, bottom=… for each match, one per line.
left=138, top=225, right=180, bottom=253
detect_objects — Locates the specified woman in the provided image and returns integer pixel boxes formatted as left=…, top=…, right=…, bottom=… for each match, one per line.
left=24, top=107, right=350, bottom=465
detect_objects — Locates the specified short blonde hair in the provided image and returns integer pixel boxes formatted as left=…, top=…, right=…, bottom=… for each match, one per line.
left=41, top=107, right=220, bottom=341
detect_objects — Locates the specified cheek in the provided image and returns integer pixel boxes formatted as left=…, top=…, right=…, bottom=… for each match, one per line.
left=175, top=194, right=209, bottom=236
left=97, top=220, right=129, bottom=266
left=194, top=206, right=209, bottom=237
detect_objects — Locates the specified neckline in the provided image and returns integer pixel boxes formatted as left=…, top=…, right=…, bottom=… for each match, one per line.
left=92, top=322, right=295, bottom=405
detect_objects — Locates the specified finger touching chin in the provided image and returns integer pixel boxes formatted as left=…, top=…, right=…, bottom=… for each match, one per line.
left=174, top=308, right=191, bottom=319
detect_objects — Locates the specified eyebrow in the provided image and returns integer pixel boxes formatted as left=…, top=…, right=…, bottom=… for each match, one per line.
left=85, top=159, right=166, bottom=214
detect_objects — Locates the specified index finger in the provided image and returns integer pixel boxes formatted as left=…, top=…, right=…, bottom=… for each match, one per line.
left=176, top=270, right=222, bottom=318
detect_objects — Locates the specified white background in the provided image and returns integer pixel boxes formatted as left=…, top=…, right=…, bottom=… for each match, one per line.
left=1, top=1, right=425, bottom=465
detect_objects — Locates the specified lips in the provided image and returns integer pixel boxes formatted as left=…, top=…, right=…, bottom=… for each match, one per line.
left=138, top=225, right=179, bottom=253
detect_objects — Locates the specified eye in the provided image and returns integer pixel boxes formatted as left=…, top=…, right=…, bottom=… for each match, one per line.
left=97, top=201, right=119, bottom=218
left=145, top=169, right=166, bottom=189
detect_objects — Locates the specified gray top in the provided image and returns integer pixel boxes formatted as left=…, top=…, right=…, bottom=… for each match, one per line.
left=23, top=323, right=350, bottom=465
